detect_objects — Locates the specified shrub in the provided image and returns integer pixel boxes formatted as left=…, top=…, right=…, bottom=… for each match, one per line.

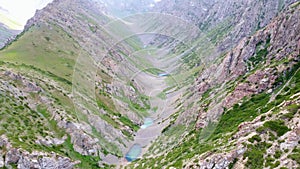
left=248, top=135, right=262, bottom=143
left=263, top=120, right=290, bottom=137
left=244, top=145, right=264, bottom=169
left=287, top=104, right=299, bottom=115
left=228, top=158, right=238, bottom=169
left=214, top=93, right=270, bottom=136
left=45, top=36, right=50, bottom=41
left=274, top=150, right=282, bottom=159
left=288, top=148, right=300, bottom=164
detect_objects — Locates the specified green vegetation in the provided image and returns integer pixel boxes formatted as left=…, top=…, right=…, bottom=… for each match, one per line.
left=205, top=18, right=233, bottom=44
left=0, top=2, right=299, bottom=169
left=0, top=91, right=103, bottom=168
left=0, top=23, right=81, bottom=82
left=119, top=116, right=139, bottom=131
left=157, top=91, right=167, bottom=100
left=281, top=103, right=300, bottom=120
left=128, top=132, right=213, bottom=168
left=291, top=1, right=300, bottom=8
left=96, top=99, right=139, bottom=133
left=228, top=158, right=238, bottom=169
left=288, top=148, right=300, bottom=164
left=145, top=68, right=164, bottom=76
left=248, top=135, right=262, bottom=143
left=274, top=150, right=283, bottom=159
left=60, top=136, right=101, bottom=169
left=257, top=120, right=290, bottom=137
left=244, top=142, right=272, bottom=169
left=214, top=92, right=270, bottom=137
left=247, top=35, right=271, bottom=68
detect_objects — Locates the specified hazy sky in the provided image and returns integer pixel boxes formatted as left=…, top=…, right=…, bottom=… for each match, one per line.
left=0, top=0, right=53, bottom=30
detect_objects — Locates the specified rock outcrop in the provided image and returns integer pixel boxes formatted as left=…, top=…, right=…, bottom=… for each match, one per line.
left=196, top=3, right=300, bottom=129
left=0, top=135, right=78, bottom=169
left=154, top=0, right=298, bottom=57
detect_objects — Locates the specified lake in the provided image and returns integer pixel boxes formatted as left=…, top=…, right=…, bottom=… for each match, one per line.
left=125, top=144, right=142, bottom=162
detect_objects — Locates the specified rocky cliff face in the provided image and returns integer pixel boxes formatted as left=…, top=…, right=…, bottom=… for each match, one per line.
left=0, top=135, right=78, bottom=168
left=195, top=2, right=300, bottom=128
left=154, top=0, right=298, bottom=56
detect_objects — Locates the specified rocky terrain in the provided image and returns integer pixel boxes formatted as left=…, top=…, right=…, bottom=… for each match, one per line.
left=0, top=23, right=20, bottom=49
left=0, top=0, right=299, bottom=169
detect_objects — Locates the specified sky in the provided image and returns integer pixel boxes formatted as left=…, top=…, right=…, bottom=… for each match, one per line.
left=0, top=0, right=162, bottom=30
left=0, top=0, right=53, bottom=30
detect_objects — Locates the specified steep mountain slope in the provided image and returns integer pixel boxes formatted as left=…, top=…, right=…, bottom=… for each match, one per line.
left=127, top=2, right=300, bottom=168
left=153, top=0, right=298, bottom=60
left=0, top=0, right=185, bottom=167
left=0, top=0, right=299, bottom=169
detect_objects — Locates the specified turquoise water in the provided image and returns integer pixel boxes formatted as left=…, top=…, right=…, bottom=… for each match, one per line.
left=158, top=73, right=169, bottom=77
left=125, top=118, right=154, bottom=162
left=140, top=118, right=153, bottom=129
left=125, top=144, right=142, bottom=162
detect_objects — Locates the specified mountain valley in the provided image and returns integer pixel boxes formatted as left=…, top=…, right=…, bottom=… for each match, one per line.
left=0, top=0, right=299, bottom=169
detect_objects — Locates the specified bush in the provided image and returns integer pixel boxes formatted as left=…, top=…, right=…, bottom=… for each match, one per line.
left=274, top=150, right=282, bottom=159
left=214, top=93, right=270, bottom=136
left=263, top=120, right=290, bottom=137
left=244, top=145, right=264, bottom=169
left=244, top=142, right=272, bottom=169
left=288, top=148, right=300, bottom=164
left=248, top=135, right=262, bottom=143
left=45, top=36, right=50, bottom=41
left=287, top=104, right=299, bottom=115
left=228, top=158, right=238, bottom=169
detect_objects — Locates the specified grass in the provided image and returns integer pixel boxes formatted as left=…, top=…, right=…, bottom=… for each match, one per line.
left=96, top=89, right=140, bottom=134
left=0, top=22, right=124, bottom=167
left=145, top=68, right=164, bottom=76
left=259, top=120, right=290, bottom=137
left=119, top=116, right=139, bottom=132
left=281, top=104, right=299, bottom=119
left=60, top=136, right=101, bottom=169
left=213, top=92, right=270, bottom=137
left=288, top=148, right=300, bottom=164
left=156, top=91, right=167, bottom=100
left=0, top=91, right=55, bottom=150
left=0, top=23, right=81, bottom=82
left=129, top=52, right=299, bottom=169
left=247, top=35, right=271, bottom=69
left=129, top=125, right=214, bottom=168
left=244, top=142, right=272, bottom=169
left=0, top=90, right=104, bottom=168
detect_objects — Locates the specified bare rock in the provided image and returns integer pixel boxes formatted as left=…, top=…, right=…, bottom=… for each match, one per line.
left=185, top=147, right=246, bottom=169
left=5, top=148, right=21, bottom=165
left=0, top=153, right=4, bottom=168
left=280, top=131, right=300, bottom=151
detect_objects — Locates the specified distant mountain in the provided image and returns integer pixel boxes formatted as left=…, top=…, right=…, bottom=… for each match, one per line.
left=99, top=0, right=159, bottom=17
left=0, top=23, right=20, bottom=49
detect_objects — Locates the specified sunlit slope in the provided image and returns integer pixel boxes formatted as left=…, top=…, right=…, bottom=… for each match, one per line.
left=0, top=18, right=149, bottom=163
left=0, top=23, right=80, bottom=82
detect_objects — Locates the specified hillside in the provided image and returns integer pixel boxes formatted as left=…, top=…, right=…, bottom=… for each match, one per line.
left=0, top=0, right=299, bottom=169
left=0, top=23, right=20, bottom=49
